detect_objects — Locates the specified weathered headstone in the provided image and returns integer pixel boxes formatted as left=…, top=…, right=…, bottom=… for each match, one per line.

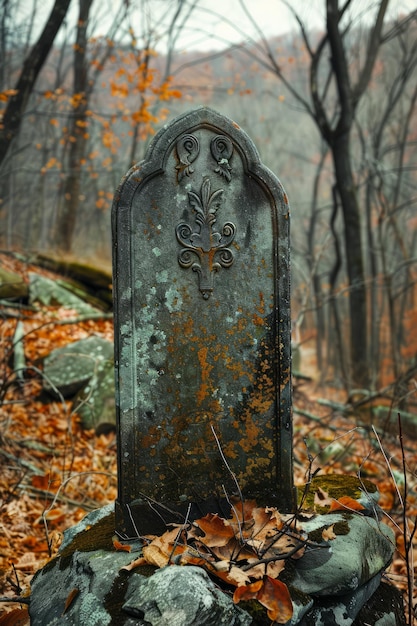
left=112, top=107, right=295, bottom=538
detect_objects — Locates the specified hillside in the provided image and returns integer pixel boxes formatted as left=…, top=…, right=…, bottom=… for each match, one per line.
left=0, top=252, right=416, bottom=622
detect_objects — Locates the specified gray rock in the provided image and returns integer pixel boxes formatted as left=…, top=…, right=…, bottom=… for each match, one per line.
left=28, top=505, right=401, bottom=626
left=29, top=548, right=139, bottom=625
left=42, top=336, right=113, bottom=399
left=74, top=358, right=116, bottom=431
left=29, top=272, right=99, bottom=315
left=123, top=565, right=252, bottom=626
left=292, top=513, right=395, bottom=596
left=352, top=580, right=406, bottom=626
left=298, top=572, right=382, bottom=626
left=0, top=266, right=28, bottom=299
left=59, top=503, right=115, bottom=551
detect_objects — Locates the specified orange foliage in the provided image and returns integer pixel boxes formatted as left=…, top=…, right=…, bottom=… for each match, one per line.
left=134, top=504, right=306, bottom=620
left=0, top=253, right=416, bottom=619
left=234, top=576, right=293, bottom=623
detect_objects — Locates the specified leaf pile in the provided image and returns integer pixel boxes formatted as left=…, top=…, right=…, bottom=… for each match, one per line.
left=124, top=500, right=308, bottom=623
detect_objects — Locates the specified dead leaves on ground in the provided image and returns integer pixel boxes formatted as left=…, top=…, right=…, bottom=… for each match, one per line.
left=0, top=608, right=29, bottom=626
left=123, top=500, right=310, bottom=623
left=233, top=576, right=293, bottom=623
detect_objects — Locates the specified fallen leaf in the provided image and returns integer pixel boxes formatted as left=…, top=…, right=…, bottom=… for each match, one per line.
left=112, top=536, right=131, bottom=552
left=229, top=498, right=257, bottom=527
left=250, top=507, right=279, bottom=541
left=321, top=524, right=337, bottom=541
left=62, top=588, right=79, bottom=614
left=329, top=496, right=365, bottom=512
left=0, top=608, right=29, bottom=626
left=223, top=564, right=252, bottom=586
left=195, top=513, right=235, bottom=546
left=257, top=576, right=293, bottom=623
left=313, top=486, right=331, bottom=508
left=233, top=579, right=263, bottom=601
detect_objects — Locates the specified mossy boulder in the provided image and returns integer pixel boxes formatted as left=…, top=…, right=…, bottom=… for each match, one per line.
left=298, top=474, right=379, bottom=514
left=0, top=266, right=28, bottom=299
left=43, top=336, right=114, bottom=399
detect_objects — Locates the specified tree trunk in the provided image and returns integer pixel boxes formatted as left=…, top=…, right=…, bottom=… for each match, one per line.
left=55, top=0, right=93, bottom=252
left=331, top=132, right=368, bottom=387
left=0, top=0, right=71, bottom=166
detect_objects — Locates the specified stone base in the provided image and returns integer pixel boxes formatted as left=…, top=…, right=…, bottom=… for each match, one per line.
left=28, top=501, right=404, bottom=626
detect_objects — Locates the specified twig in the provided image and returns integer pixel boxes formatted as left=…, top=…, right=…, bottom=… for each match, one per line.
left=397, top=414, right=415, bottom=626
left=0, top=449, right=41, bottom=474
left=241, top=537, right=313, bottom=572
left=40, top=470, right=116, bottom=556
left=21, top=484, right=100, bottom=510
left=169, top=503, right=192, bottom=563
left=0, top=596, right=30, bottom=604
left=125, top=503, right=141, bottom=540
left=211, top=423, right=245, bottom=541
left=210, top=424, right=244, bottom=508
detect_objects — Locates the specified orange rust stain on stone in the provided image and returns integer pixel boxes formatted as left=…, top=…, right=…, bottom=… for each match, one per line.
left=239, top=418, right=261, bottom=453
left=183, top=317, right=194, bottom=337
left=196, top=346, right=213, bottom=404
left=246, top=456, right=273, bottom=480
left=223, top=441, right=238, bottom=460
left=252, top=313, right=264, bottom=327
left=141, top=424, right=163, bottom=449
left=256, top=292, right=265, bottom=315
left=225, top=358, right=253, bottom=383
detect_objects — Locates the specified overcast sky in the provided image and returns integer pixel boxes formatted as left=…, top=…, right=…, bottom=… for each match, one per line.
left=29, top=0, right=417, bottom=53
left=160, top=0, right=417, bottom=52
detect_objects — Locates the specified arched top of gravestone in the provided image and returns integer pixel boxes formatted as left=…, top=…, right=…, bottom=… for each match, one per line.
left=112, top=106, right=289, bottom=218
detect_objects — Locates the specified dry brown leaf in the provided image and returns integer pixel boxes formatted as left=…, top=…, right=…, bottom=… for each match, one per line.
left=229, top=498, right=258, bottom=527
left=329, top=496, right=365, bottom=513
left=234, top=576, right=293, bottom=624
left=221, top=564, right=251, bottom=586
left=62, top=588, right=79, bottom=614
left=195, top=513, right=235, bottom=546
left=233, top=579, right=263, bottom=601
left=0, top=608, right=30, bottom=626
left=121, top=556, right=148, bottom=571
left=112, top=536, right=132, bottom=552
left=142, top=542, right=175, bottom=568
left=257, top=576, right=293, bottom=623
left=313, top=486, right=332, bottom=508
left=321, top=524, right=337, bottom=541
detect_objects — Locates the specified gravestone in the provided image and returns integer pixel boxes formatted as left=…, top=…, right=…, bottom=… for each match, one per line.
left=112, top=107, right=295, bottom=539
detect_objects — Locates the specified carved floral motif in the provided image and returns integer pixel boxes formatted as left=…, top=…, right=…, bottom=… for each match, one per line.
left=211, top=135, right=233, bottom=182
left=175, top=134, right=200, bottom=181
left=176, top=177, right=236, bottom=299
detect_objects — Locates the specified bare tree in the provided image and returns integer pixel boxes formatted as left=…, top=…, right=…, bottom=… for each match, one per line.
left=356, top=14, right=417, bottom=395
left=0, top=0, right=71, bottom=166
left=228, top=0, right=416, bottom=388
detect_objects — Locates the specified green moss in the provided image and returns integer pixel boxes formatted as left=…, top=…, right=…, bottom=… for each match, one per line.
left=103, top=565, right=158, bottom=623
left=237, top=599, right=269, bottom=625
left=59, top=513, right=116, bottom=558
left=298, top=474, right=377, bottom=513
left=333, top=520, right=350, bottom=536
left=307, top=527, right=326, bottom=544
left=307, top=519, right=350, bottom=543
left=103, top=570, right=133, bottom=624
left=38, top=513, right=118, bottom=576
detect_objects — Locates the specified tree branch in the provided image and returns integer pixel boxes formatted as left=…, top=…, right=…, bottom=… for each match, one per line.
left=0, top=0, right=71, bottom=166
left=351, top=0, right=389, bottom=107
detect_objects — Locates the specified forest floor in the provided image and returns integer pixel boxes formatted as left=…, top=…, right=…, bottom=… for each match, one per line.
left=0, top=253, right=416, bottom=623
